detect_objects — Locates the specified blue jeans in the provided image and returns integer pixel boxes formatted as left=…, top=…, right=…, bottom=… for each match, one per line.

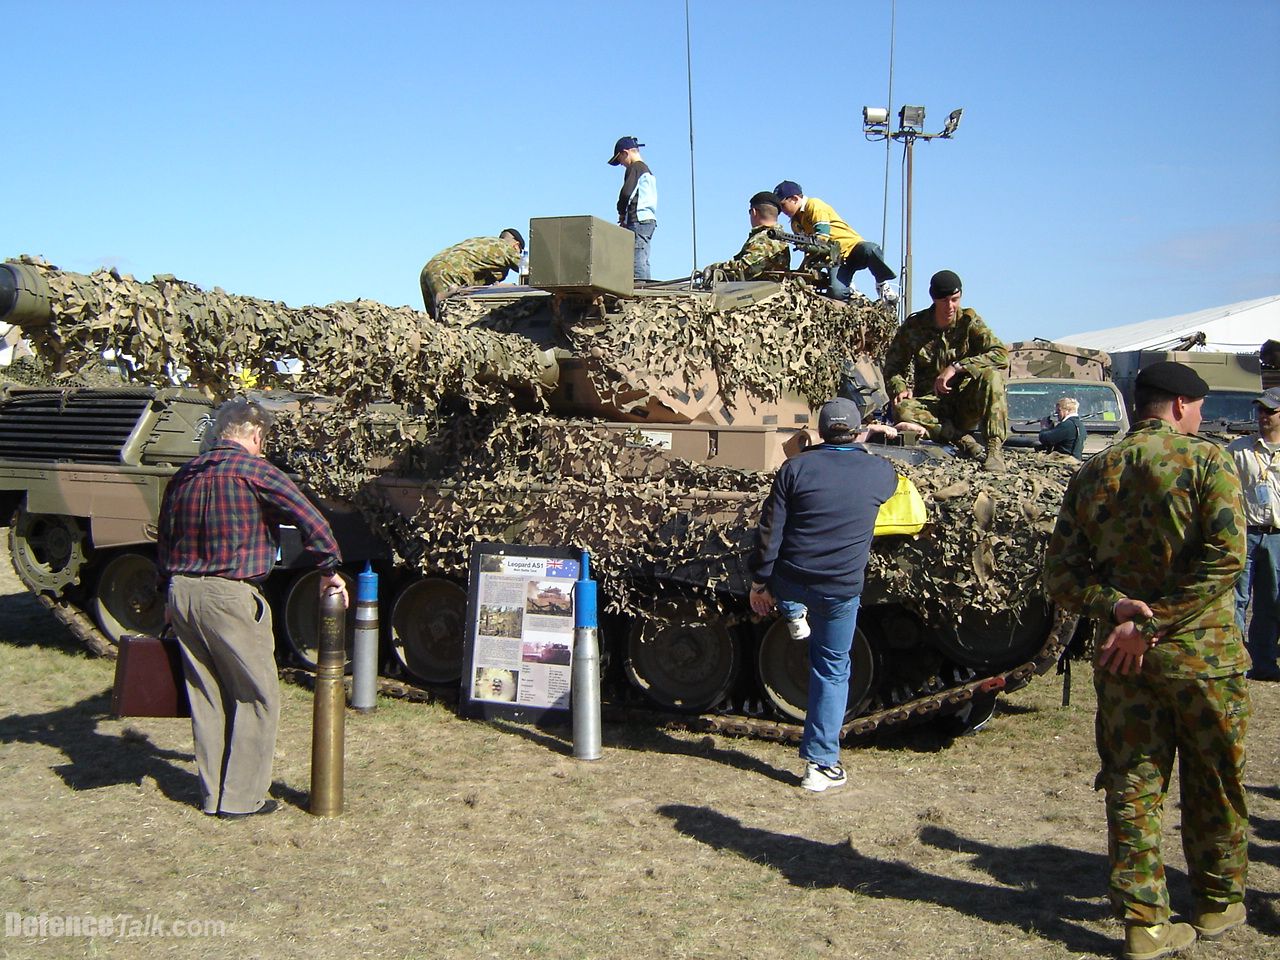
left=771, top=574, right=861, bottom=766
left=1235, top=530, right=1280, bottom=676
left=828, top=240, right=895, bottom=300
left=627, top=219, right=656, bottom=280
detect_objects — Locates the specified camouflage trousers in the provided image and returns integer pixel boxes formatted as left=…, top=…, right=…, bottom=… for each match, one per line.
left=419, top=267, right=452, bottom=319
left=1093, top=669, right=1250, bottom=924
left=893, top=367, right=1008, bottom=442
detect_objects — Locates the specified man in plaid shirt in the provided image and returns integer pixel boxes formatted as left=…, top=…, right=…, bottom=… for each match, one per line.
left=157, top=398, right=347, bottom=819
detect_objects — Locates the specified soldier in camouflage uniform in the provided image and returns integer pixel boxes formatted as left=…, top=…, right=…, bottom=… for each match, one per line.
left=701, top=191, right=791, bottom=282
left=883, top=270, right=1009, bottom=472
left=420, top=229, right=524, bottom=319
left=1043, top=361, right=1250, bottom=960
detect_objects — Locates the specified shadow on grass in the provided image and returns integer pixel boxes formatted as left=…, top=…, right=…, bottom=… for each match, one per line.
left=490, top=718, right=797, bottom=785
left=0, top=689, right=199, bottom=807
left=657, top=803, right=1116, bottom=954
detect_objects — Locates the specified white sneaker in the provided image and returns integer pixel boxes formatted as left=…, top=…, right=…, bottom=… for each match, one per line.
left=786, top=615, right=810, bottom=640
left=877, top=281, right=899, bottom=304
left=801, top=762, right=847, bottom=792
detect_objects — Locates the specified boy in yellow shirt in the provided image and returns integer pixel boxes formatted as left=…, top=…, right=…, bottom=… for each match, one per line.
left=774, top=180, right=897, bottom=304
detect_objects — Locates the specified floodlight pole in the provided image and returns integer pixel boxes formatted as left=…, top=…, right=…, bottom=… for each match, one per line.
left=862, top=106, right=962, bottom=318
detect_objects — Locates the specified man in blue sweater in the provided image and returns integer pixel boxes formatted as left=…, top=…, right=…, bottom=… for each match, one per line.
left=747, top=398, right=898, bottom=791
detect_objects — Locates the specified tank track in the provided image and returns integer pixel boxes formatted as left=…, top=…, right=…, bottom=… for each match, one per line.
left=44, top=594, right=1075, bottom=743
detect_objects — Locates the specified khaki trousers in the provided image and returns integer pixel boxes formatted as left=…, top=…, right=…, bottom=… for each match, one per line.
left=169, top=576, right=279, bottom=815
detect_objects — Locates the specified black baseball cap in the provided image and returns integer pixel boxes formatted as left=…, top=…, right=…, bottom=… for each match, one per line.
left=773, top=180, right=803, bottom=199
left=1135, top=361, right=1210, bottom=399
left=818, top=397, right=863, bottom=440
left=1254, top=387, right=1280, bottom=411
left=608, top=137, right=644, bottom=164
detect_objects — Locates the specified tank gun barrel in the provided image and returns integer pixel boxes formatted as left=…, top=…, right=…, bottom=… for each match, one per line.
left=1, top=258, right=558, bottom=403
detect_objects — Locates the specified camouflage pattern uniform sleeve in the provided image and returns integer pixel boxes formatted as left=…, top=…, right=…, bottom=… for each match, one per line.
left=882, top=312, right=929, bottom=397
left=1043, top=467, right=1128, bottom=619
left=954, top=311, right=1009, bottom=374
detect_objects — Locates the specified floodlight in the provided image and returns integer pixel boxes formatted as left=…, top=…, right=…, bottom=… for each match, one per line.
left=863, top=106, right=889, bottom=127
left=942, top=108, right=963, bottom=137
left=899, top=104, right=925, bottom=130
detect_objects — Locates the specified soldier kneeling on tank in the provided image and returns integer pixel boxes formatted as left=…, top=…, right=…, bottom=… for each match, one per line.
left=882, top=269, right=1010, bottom=473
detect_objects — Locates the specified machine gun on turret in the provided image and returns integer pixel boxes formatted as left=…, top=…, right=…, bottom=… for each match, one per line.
left=767, top=228, right=842, bottom=288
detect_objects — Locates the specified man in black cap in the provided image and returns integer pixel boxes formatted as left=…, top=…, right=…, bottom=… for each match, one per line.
left=609, top=136, right=657, bottom=280
left=699, top=191, right=792, bottom=282
left=747, top=398, right=897, bottom=792
left=882, top=269, right=1010, bottom=472
left=1045, top=360, right=1250, bottom=957
left=419, top=229, right=525, bottom=319
left=1227, top=386, right=1280, bottom=680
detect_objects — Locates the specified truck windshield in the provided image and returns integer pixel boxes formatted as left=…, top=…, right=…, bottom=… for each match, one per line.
left=1200, top=392, right=1257, bottom=424
left=1008, top=383, right=1125, bottom=432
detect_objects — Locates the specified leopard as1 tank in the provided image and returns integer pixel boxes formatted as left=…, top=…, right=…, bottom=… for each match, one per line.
left=0, top=221, right=1076, bottom=741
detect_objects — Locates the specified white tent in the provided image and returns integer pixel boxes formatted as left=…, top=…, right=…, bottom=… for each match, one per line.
left=1057, top=295, right=1280, bottom=353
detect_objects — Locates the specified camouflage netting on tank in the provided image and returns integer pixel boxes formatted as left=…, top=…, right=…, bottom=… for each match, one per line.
left=441, top=280, right=899, bottom=410
left=9, top=256, right=551, bottom=407
left=6, top=255, right=1072, bottom=628
left=280, top=401, right=1075, bottom=626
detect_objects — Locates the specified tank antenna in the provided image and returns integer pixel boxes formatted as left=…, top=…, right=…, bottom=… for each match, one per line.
left=879, top=0, right=897, bottom=252
left=685, top=0, right=699, bottom=286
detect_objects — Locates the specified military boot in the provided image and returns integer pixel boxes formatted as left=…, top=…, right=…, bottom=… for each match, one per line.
left=1122, top=921, right=1196, bottom=960
left=982, top=437, right=1007, bottom=474
left=956, top=433, right=984, bottom=459
left=1192, top=900, right=1245, bottom=939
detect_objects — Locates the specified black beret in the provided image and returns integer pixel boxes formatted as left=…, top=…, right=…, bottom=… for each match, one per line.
left=749, top=191, right=781, bottom=211
left=928, top=270, right=962, bottom=299
left=1135, top=361, right=1210, bottom=399
left=500, top=227, right=525, bottom=252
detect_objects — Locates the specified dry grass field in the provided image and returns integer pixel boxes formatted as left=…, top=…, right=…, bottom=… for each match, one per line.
left=1, top=537, right=1277, bottom=960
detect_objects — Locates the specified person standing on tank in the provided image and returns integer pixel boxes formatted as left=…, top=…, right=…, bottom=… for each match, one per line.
left=747, top=398, right=897, bottom=792
left=156, top=399, right=349, bottom=819
left=608, top=136, right=657, bottom=281
left=1227, top=386, right=1280, bottom=681
left=1044, top=361, right=1250, bottom=959
left=772, top=180, right=898, bottom=303
left=883, top=269, right=1010, bottom=473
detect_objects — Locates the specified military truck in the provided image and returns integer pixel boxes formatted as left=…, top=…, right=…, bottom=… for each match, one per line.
left=0, top=223, right=1077, bottom=741
left=1111, top=349, right=1262, bottom=439
left=1004, top=339, right=1130, bottom=458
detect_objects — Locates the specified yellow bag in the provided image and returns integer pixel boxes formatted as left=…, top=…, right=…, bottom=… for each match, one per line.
left=873, top=474, right=928, bottom=536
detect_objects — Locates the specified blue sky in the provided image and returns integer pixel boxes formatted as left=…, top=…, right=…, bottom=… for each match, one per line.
left=4, top=0, right=1277, bottom=343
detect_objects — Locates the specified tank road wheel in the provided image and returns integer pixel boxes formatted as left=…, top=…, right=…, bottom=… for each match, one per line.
left=91, top=551, right=165, bottom=644
left=390, top=577, right=467, bottom=684
left=8, top=508, right=88, bottom=596
left=282, top=569, right=357, bottom=670
left=756, top=619, right=876, bottom=722
left=625, top=605, right=738, bottom=713
left=929, top=597, right=1052, bottom=671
